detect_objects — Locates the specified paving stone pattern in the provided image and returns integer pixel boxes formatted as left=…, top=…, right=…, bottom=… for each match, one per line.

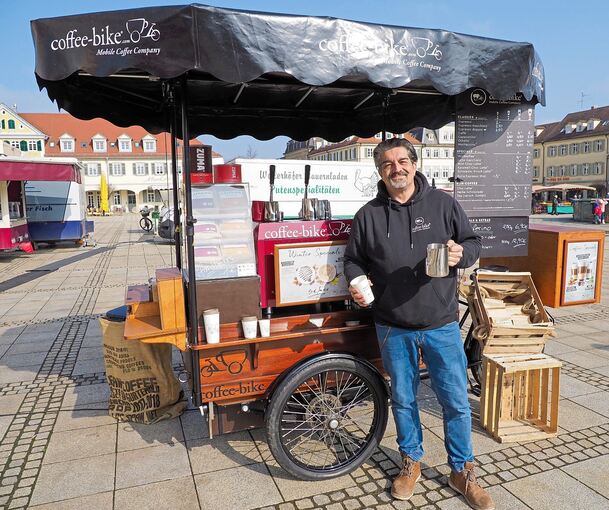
left=1, top=215, right=609, bottom=510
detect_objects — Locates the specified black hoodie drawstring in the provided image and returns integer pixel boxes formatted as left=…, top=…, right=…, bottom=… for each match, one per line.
left=386, top=197, right=414, bottom=249
left=386, top=197, right=391, bottom=238
left=409, top=203, right=414, bottom=249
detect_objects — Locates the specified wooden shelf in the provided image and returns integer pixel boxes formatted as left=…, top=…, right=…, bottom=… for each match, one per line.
left=192, top=323, right=372, bottom=350
left=123, top=267, right=187, bottom=350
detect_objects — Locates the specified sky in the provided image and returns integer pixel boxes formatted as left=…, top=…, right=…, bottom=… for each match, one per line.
left=2, top=0, right=609, bottom=160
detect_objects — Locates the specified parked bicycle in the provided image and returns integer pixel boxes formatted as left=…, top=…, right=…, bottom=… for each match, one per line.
left=139, top=206, right=153, bottom=232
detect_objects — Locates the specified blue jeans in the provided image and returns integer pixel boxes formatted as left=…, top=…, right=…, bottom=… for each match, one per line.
left=375, top=321, right=474, bottom=472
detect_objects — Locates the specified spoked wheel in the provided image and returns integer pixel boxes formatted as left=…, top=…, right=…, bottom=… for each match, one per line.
left=466, top=331, right=483, bottom=386
left=266, top=356, right=388, bottom=480
left=139, top=217, right=153, bottom=232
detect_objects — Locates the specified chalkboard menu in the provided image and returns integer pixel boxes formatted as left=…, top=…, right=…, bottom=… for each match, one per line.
left=469, top=216, right=529, bottom=257
left=455, top=89, right=535, bottom=217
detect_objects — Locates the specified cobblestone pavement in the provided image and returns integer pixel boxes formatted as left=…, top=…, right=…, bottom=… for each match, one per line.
left=1, top=215, right=609, bottom=509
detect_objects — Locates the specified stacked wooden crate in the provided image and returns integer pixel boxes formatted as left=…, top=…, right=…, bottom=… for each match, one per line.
left=468, top=271, right=561, bottom=443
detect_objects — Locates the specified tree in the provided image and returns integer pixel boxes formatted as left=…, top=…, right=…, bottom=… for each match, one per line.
left=245, top=145, right=258, bottom=158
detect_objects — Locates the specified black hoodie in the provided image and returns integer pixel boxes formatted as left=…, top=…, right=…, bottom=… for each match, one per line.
left=344, top=171, right=481, bottom=330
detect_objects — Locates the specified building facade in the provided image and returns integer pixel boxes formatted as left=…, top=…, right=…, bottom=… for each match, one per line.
left=534, top=106, right=609, bottom=195
left=285, top=125, right=455, bottom=188
left=1, top=105, right=222, bottom=212
left=409, top=124, right=455, bottom=189
left=0, top=103, right=46, bottom=158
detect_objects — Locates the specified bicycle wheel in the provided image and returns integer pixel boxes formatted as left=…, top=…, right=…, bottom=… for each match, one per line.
left=139, top=217, right=153, bottom=232
left=465, top=329, right=483, bottom=385
left=266, top=356, right=388, bottom=481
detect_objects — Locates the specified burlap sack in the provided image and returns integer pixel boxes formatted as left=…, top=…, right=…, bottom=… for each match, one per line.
left=100, top=318, right=186, bottom=423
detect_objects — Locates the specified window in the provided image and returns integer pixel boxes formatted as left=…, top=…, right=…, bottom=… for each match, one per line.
left=533, top=148, right=540, bottom=158
left=133, top=163, right=148, bottom=176
left=86, top=191, right=100, bottom=208
left=570, top=164, right=577, bottom=176
left=432, top=149, right=439, bottom=158
left=443, top=149, right=450, bottom=158
left=60, top=139, right=74, bottom=152
left=570, top=143, right=579, bottom=155
left=10, top=141, right=19, bottom=148
left=366, top=148, right=373, bottom=158
left=442, top=167, right=450, bottom=178
left=594, top=140, right=604, bottom=152
left=143, top=139, right=156, bottom=152
left=119, top=138, right=132, bottom=152
left=425, top=149, right=431, bottom=158
left=20, top=141, right=28, bottom=152
left=582, top=163, right=590, bottom=175
left=28, top=140, right=38, bottom=151
left=0, top=120, right=4, bottom=129
left=559, top=165, right=566, bottom=176
left=146, top=190, right=156, bottom=202
left=533, top=167, right=538, bottom=178
left=547, top=146, right=557, bottom=157
left=112, top=193, right=121, bottom=205
left=559, top=145, right=568, bottom=156
left=7, top=119, right=15, bottom=129
left=547, top=166, right=555, bottom=177
left=85, top=163, right=100, bottom=176
left=93, top=139, right=106, bottom=152
left=583, top=142, right=591, bottom=153
left=592, top=163, right=603, bottom=175
left=153, top=163, right=166, bottom=175
left=109, top=162, right=125, bottom=176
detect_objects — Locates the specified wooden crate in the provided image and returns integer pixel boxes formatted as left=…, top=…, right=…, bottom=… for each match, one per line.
left=480, top=353, right=561, bottom=443
left=470, top=271, right=554, bottom=354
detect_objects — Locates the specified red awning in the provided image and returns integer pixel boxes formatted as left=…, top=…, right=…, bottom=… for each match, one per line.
left=0, top=159, right=81, bottom=183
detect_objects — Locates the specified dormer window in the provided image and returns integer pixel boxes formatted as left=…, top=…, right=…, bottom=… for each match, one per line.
left=588, top=119, right=600, bottom=130
left=92, top=135, right=107, bottom=153
left=59, top=134, right=74, bottom=152
left=143, top=136, right=156, bottom=152
left=576, top=122, right=586, bottom=132
left=564, top=124, right=575, bottom=134
left=118, top=135, right=132, bottom=152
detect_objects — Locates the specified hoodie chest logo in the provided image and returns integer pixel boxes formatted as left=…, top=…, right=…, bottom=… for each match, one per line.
left=412, top=216, right=431, bottom=233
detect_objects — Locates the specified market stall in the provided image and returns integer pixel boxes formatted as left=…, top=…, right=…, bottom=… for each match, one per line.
left=31, top=4, right=545, bottom=478
left=0, top=157, right=84, bottom=251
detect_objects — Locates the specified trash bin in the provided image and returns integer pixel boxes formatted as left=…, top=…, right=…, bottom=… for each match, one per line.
left=100, top=306, right=186, bottom=423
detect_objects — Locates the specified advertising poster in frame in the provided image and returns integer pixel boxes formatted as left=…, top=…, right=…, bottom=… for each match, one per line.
left=274, top=241, right=350, bottom=306
left=562, top=240, right=600, bottom=305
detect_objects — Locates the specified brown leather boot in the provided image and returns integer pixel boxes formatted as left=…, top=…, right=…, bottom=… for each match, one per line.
left=448, top=462, right=495, bottom=510
left=391, top=454, right=421, bottom=500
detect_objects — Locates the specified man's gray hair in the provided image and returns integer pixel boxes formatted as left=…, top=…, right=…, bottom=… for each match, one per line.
left=373, top=138, right=418, bottom=170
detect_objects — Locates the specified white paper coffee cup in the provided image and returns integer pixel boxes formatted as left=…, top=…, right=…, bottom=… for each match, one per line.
left=350, top=275, right=375, bottom=305
left=258, top=318, right=271, bottom=337
left=203, top=308, right=220, bottom=344
left=242, top=316, right=258, bottom=339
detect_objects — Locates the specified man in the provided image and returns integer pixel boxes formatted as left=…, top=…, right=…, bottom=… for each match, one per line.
left=551, top=194, right=559, bottom=215
left=344, top=138, right=493, bottom=510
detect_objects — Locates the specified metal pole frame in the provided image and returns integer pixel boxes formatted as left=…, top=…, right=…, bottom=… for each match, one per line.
left=178, top=75, right=202, bottom=407
left=166, top=81, right=183, bottom=269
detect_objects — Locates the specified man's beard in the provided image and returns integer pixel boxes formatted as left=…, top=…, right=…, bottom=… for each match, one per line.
left=389, top=174, right=410, bottom=189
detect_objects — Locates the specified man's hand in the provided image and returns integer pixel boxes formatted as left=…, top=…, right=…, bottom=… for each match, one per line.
left=349, top=279, right=372, bottom=308
left=446, top=239, right=463, bottom=267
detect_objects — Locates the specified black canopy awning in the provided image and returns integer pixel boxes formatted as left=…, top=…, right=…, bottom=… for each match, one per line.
left=31, top=4, right=545, bottom=141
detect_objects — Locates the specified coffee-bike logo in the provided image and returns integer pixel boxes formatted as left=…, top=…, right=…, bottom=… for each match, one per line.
left=318, top=34, right=443, bottom=69
left=50, top=17, right=160, bottom=53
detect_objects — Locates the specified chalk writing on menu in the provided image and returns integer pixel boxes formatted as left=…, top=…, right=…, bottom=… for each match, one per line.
left=468, top=217, right=529, bottom=256
left=455, top=89, right=534, bottom=218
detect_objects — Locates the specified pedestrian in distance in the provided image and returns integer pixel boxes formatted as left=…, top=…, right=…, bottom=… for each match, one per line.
left=551, top=194, right=559, bottom=215
left=344, top=138, right=494, bottom=510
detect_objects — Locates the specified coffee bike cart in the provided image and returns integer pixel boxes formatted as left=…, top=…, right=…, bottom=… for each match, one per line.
left=31, top=4, right=545, bottom=480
